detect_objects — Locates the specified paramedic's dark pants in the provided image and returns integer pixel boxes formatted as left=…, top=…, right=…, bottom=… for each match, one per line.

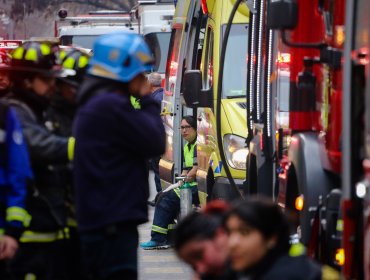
left=151, top=187, right=199, bottom=243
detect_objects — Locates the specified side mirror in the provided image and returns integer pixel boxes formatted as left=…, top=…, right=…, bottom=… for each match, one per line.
left=182, top=70, right=213, bottom=108
left=266, top=0, right=298, bottom=30
left=182, top=70, right=202, bottom=108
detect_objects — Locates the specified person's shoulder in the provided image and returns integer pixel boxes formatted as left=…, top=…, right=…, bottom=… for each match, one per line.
left=263, top=254, right=322, bottom=280
left=84, top=91, right=130, bottom=110
left=4, top=97, right=35, bottom=121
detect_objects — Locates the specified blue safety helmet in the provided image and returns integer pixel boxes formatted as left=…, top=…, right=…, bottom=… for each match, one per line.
left=88, top=32, right=154, bottom=83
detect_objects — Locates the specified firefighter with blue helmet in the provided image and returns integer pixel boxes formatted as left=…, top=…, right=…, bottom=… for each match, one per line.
left=5, top=41, right=75, bottom=280
left=74, top=32, right=165, bottom=279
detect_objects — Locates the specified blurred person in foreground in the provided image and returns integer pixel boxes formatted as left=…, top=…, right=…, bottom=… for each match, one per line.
left=225, top=196, right=342, bottom=280
left=73, top=32, right=165, bottom=280
left=173, top=200, right=236, bottom=280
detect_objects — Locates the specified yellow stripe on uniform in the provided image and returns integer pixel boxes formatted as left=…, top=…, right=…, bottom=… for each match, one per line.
left=6, top=206, right=32, bottom=227
left=24, top=273, right=37, bottom=280
left=174, top=188, right=180, bottom=198
left=130, top=96, right=141, bottom=109
left=68, top=137, right=75, bottom=161
left=336, top=219, right=343, bottom=232
left=168, top=224, right=176, bottom=230
left=67, top=217, right=78, bottom=228
left=20, top=228, right=70, bottom=243
left=152, top=225, right=168, bottom=235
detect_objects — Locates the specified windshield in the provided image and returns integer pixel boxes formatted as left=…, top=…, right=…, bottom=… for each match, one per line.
left=222, top=24, right=248, bottom=98
left=60, top=35, right=98, bottom=50
left=144, top=32, right=171, bottom=74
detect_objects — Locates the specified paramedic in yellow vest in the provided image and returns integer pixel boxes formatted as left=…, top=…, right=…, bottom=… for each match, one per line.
left=140, top=115, right=199, bottom=249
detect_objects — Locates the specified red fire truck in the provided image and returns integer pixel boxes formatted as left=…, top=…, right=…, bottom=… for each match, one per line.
left=244, top=0, right=345, bottom=268
left=213, top=0, right=369, bottom=274
left=0, top=40, right=23, bottom=51
left=341, top=0, right=369, bottom=278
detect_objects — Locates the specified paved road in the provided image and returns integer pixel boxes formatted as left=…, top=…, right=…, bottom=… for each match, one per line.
left=138, top=172, right=193, bottom=280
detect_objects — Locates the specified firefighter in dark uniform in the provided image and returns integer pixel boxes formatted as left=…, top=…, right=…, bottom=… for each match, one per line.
left=6, top=41, right=74, bottom=280
left=73, top=32, right=165, bottom=280
left=46, top=47, right=90, bottom=280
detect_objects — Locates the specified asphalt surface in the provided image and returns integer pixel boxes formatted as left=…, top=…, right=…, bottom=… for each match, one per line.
left=138, top=171, right=193, bottom=280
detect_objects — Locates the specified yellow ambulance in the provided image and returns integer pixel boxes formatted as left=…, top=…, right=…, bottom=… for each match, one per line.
left=160, top=0, right=249, bottom=204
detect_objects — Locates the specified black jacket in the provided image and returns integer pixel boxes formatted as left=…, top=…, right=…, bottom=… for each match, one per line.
left=45, top=92, right=76, bottom=224
left=73, top=76, right=166, bottom=232
left=7, top=89, right=70, bottom=231
left=46, top=93, right=76, bottom=137
left=239, top=251, right=322, bottom=280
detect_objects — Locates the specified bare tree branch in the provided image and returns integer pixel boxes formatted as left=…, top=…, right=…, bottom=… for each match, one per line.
left=57, top=0, right=115, bottom=10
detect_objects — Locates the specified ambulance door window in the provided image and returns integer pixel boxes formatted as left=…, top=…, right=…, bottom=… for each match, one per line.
left=202, top=27, right=214, bottom=89
left=165, top=28, right=182, bottom=94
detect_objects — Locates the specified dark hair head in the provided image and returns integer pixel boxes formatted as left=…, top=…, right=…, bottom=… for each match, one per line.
left=226, top=196, right=290, bottom=253
left=182, top=115, right=197, bottom=130
left=10, top=71, right=36, bottom=90
left=173, top=200, right=229, bottom=252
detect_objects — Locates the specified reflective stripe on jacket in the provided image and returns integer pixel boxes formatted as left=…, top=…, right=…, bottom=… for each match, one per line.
left=19, top=228, right=70, bottom=243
